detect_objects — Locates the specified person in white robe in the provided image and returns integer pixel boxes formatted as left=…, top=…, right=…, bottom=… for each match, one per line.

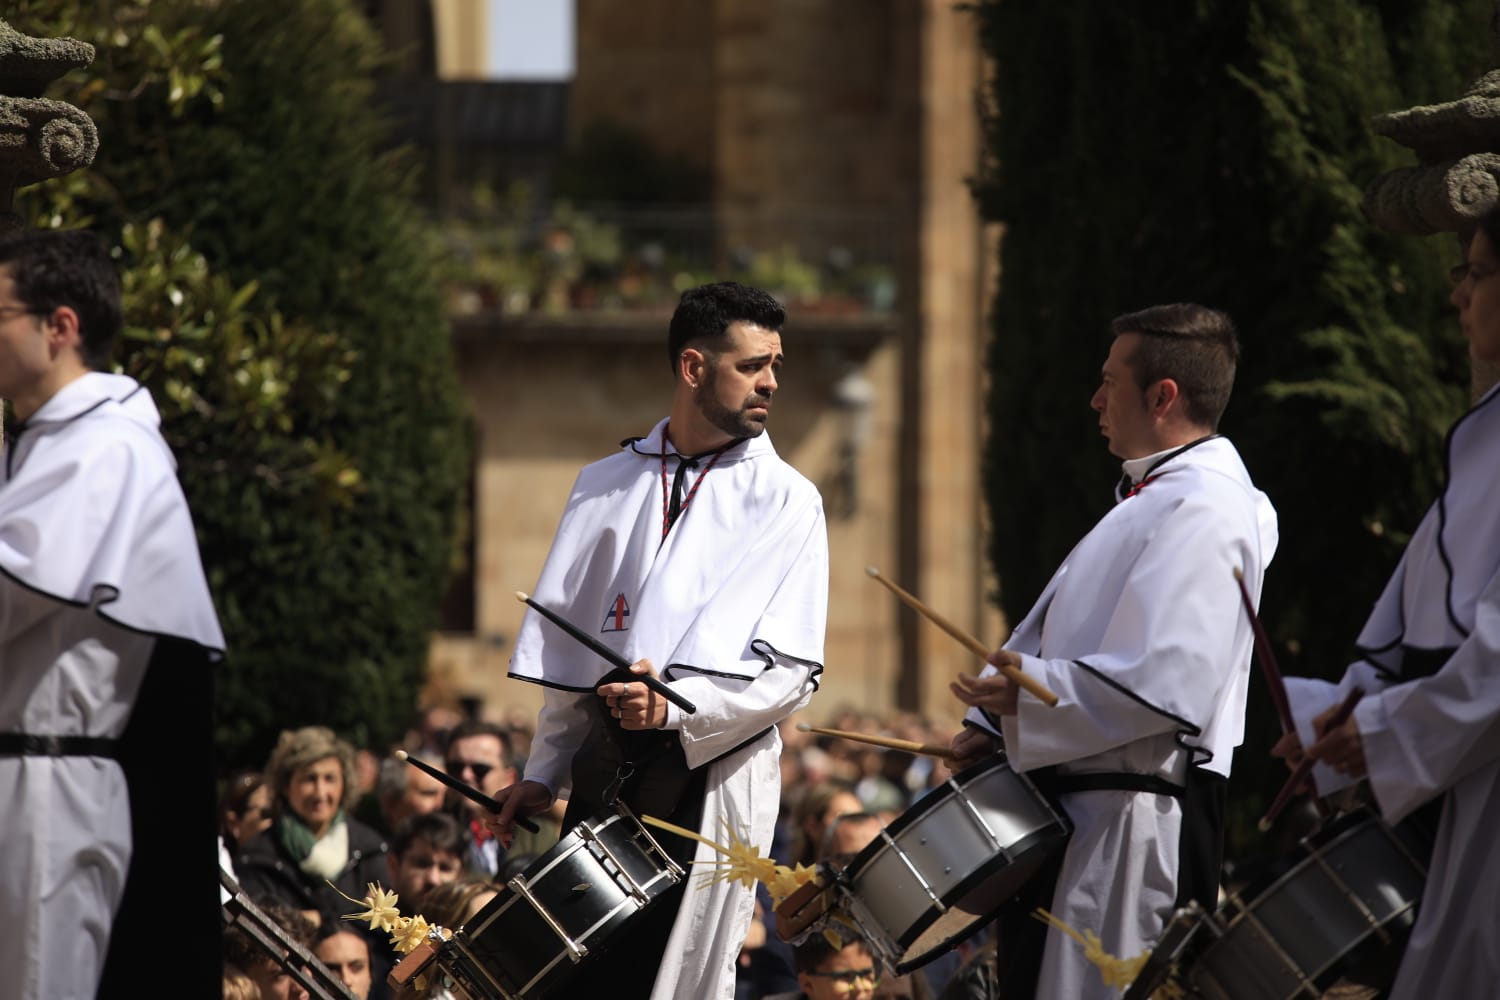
left=950, top=303, right=1278, bottom=1000
left=489, top=281, right=828, bottom=1000
left=0, top=229, right=224, bottom=1000
left=1275, top=210, right=1500, bottom=999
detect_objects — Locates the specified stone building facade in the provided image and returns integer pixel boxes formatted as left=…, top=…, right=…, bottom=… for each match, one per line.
left=378, top=0, right=999, bottom=731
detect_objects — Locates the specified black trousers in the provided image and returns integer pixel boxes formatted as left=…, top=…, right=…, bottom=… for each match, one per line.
left=546, top=693, right=710, bottom=1000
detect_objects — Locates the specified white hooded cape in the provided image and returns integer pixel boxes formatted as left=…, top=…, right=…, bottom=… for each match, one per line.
left=510, top=419, right=827, bottom=1000
left=0, top=372, right=224, bottom=999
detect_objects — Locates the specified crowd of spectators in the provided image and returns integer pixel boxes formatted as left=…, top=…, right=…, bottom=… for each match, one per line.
left=218, top=701, right=1000, bottom=1000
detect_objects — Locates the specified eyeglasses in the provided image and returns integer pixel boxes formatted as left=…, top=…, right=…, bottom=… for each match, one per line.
left=805, top=967, right=880, bottom=986
left=446, top=760, right=494, bottom=784
left=0, top=305, right=42, bottom=321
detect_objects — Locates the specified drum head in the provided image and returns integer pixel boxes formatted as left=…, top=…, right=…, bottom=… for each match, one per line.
left=841, top=757, right=1071, bottom=975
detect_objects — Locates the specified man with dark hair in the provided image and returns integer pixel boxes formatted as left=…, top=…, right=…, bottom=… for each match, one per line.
left=441, top=716, right=560, bottom=873
left=492, top=281, right=828, bottom=999
left=387, top=810, right=467, bottom=910
left=0, top=229, right=224, bottom=999
left=313, top=923, right=374, bottom=1000
left=951, top=303, right=1278, bottom=1000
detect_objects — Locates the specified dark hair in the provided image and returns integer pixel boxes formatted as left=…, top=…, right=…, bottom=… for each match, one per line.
left=219, top=769, right=269, bottom=840
left=313, top=920, right=371, bottom=955
left=793, top=932, right=869, bottom=974
left=820, top=810, right=884, bottom=865
left=445, top=718, right=513, bottom=766
left=392, top=809, right=468, bottom=858
left=0, top=228, right=122, bottom=370
left=1109, top=303, right=1239, bottom=430
left=224, top=900, right=316, bottom=971
left=666, top=281, right=785, bottom=371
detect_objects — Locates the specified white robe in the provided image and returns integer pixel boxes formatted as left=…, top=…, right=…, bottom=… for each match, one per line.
left=966, top=436, right=1277, bottom=1000
left=1285, top=383, right=1500, bottom=999
left=0, top=372, right=224, bottom=1000
left=509, top=418, right=828, bottom=1000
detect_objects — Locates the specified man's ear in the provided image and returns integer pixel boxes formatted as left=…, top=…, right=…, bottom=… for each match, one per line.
left=43, top=305, right=82, bottom=359
left=1151, top=378, right=1180, bottom=418
left=678, top=347, right=706, bottom=389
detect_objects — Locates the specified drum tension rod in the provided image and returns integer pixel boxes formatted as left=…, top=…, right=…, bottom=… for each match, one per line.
left=582, top=821, right=652, bottom=904
left=506, top=872, right=590, bottom=963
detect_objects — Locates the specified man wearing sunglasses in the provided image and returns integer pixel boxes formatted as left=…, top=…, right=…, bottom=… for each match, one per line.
left=442, top=719, right=518, bottom=876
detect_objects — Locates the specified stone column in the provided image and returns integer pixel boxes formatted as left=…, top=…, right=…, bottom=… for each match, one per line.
left=0, top=19, right=98, bottom=233
left=1361, top=4, right=1500, bottom=235
left=1361, top=3, right=1500, bottom=397
left=0, top=20, right=98, bottom=444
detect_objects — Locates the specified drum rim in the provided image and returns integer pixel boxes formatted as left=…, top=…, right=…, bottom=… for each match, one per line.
left=844, top=755, right=1030, bottom=874
left=840, top=823, right=1070, bottom=975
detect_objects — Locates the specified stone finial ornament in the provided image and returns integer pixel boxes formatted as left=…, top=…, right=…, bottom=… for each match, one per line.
left=1362, top=3, right=1500, bottom=235
left=0, top=19, right=99, bottom=226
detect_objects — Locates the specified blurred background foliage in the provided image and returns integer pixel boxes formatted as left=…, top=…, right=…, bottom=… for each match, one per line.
left=972, top=0, right=1485, bottom=860
left=10, top=0, right=470, bottom=769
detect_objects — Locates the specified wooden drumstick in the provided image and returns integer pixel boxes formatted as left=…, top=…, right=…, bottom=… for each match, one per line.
left=1257, top=687, right=1365, bottom=833
left=797, top=722, right=955, bottom=759
left=865, top=566, right=1060, bottom=707
left=396, top=750, right=539, bottom=834
left=1233, top=567, right=1329, bottom=822
left=515, top=591, right=698, bottom=715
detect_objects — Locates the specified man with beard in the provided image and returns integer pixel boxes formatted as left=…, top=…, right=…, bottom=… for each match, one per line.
left=491, top=281, right=829, bottom=1000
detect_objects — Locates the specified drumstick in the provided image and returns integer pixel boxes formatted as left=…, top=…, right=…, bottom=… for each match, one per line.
left=865, top=566, right=1060, bottom=707
left=1233, top=567, right=1295, bottom=735
left=1257, top=687, right=1364, bottom=833
left=514, top=591, right=698, bottom=715
left=395, top=750, right=539, bottom=834
left=797, top=723, right=955, bottom=759
left=1234, top=567, right=1330, bottom=823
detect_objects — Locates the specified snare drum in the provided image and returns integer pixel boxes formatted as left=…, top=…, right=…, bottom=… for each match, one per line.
left=1189, top=813, right=1428, bottom=1000
left=835, top=755, right=1072, bottom=974
left=432, top=804, right=684, bottom=999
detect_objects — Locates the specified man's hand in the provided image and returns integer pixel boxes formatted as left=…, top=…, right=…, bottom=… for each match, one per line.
left=1306, top=704, right=1367, bottom=778
left=597, top=657, right=668, bottom=730
left=948, top=726, right=999, bottom=772
left=485, top=779, right=554, bottom=850
left=1270, top=729, right=1305, bottom=768
left=950, top=651, right=1025, bottom=717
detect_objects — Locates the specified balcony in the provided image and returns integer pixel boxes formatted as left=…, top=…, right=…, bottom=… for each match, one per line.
left=441, top=197, right=901, bottom=332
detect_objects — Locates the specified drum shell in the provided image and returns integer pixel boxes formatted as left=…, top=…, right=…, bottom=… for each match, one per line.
left=436, top=807, right=682, bottom=999
left=839, top=756, right=1071, bottom=975
left=1190, top=815, right=1427, bottom=1000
